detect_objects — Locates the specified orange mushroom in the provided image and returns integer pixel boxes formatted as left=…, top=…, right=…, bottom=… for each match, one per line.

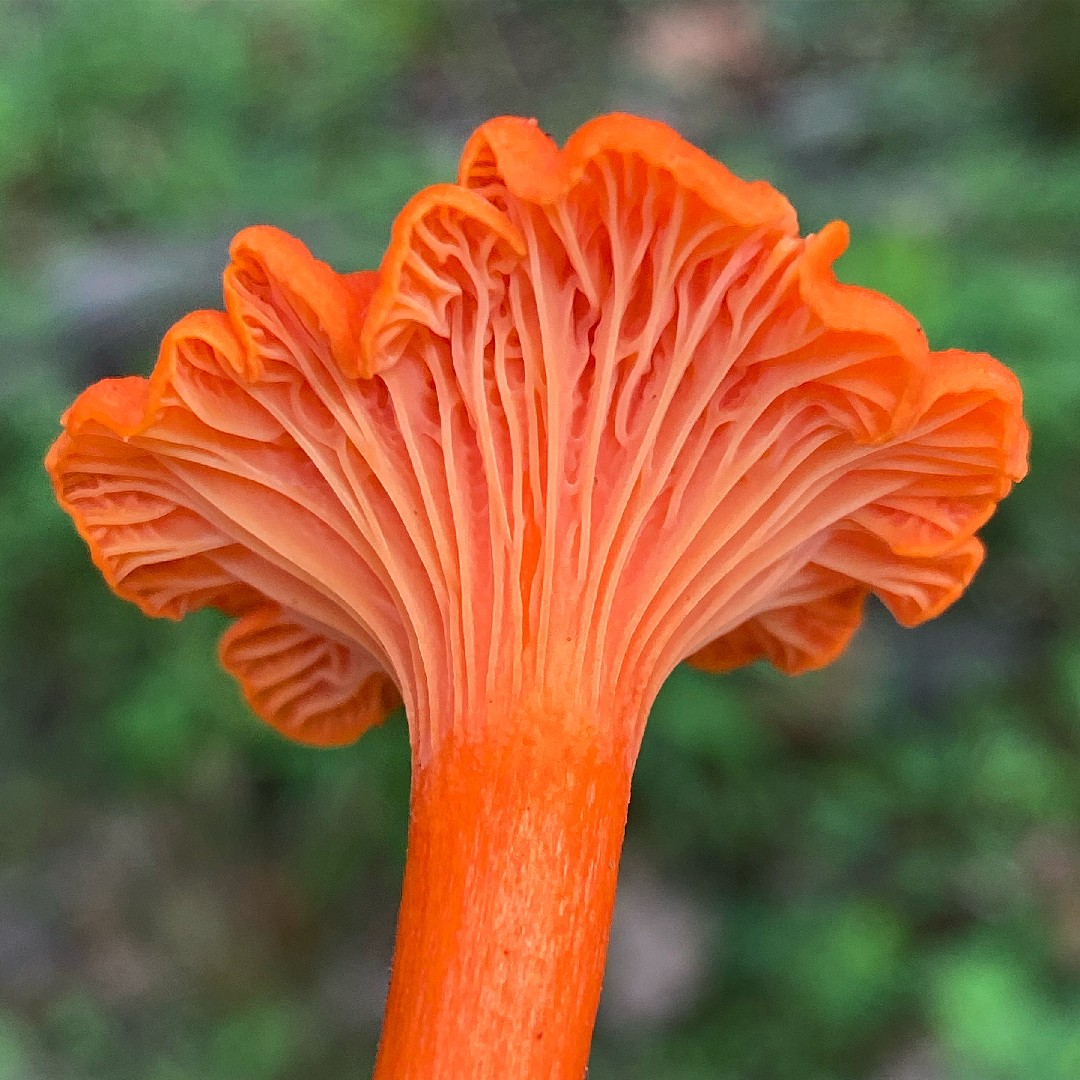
left=47, top=115, right=1027, bottom=1079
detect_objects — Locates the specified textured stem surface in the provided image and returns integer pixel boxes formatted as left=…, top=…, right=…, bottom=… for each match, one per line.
left=373, top=715, right=634, bottom=1080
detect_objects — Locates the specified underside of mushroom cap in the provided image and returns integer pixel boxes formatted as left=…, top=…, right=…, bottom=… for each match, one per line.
left=48, top=114, right=1028, bottom=756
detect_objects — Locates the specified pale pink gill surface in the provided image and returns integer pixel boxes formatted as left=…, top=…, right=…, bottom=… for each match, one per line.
left=48, top=114, right=1028, bottom=760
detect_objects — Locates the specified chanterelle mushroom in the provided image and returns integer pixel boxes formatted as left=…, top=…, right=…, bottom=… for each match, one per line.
left=47, top=115, right=1027, bottom=1079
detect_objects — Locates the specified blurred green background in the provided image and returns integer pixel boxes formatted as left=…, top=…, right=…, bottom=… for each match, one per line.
left=1, top=1, right=1078, bottom=1077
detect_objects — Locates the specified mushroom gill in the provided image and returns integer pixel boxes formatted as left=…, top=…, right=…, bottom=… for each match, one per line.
left=47, top=114, right=1027, bottom=1079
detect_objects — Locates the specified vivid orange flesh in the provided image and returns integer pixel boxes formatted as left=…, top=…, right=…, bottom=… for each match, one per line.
left=375, top=713, right=632, bottom=1080
left=46, top=114, right=1029, bottom=1077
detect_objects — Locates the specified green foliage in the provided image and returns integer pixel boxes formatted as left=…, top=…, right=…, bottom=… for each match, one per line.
left=0, top=1015, right=33, bottom=1080
left=0, top=0, right=437, bottom=233
left=929, top=935, right=1080, bottom=1080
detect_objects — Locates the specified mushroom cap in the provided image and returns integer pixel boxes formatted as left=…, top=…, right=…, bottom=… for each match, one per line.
left=47, top=114, right=1028, bottom=753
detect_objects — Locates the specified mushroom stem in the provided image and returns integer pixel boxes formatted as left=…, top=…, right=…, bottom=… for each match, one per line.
left=373, top=709, right=636, bottom=1080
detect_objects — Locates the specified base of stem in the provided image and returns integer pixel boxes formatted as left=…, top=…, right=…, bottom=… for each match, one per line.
left=373, top=723, right=633, bottom=1080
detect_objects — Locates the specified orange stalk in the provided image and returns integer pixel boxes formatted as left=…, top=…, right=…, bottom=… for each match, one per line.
left=375, top=712, right=634, bottom=1080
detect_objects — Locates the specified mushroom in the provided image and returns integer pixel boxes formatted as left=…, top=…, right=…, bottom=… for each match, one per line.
left=47, top=115, right=1027, bottom=1079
